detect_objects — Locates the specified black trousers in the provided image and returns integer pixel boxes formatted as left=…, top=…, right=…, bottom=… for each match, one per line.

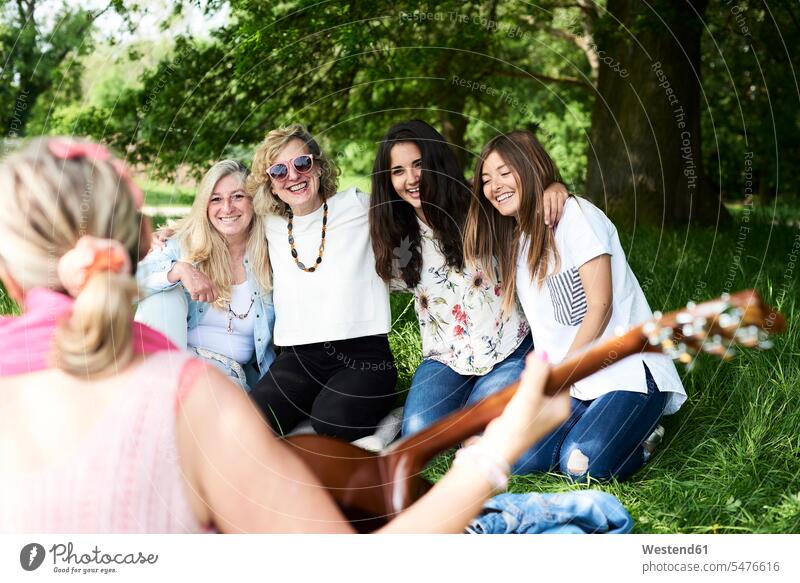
left=250, top=335, right=397, bottom=440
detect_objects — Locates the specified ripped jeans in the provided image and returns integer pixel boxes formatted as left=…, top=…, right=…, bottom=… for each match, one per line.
left=513, top=364, right=666, bottom=481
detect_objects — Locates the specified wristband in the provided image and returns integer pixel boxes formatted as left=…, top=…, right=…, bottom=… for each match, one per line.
left=453, top=441, right=511, bottom=493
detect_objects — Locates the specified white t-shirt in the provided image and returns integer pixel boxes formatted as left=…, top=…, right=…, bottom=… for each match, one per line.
left=187, top=280, right=256, bottom=363
left=515, top=197, right=686, bottom=415
left=266, top=187, right=391, bottom=346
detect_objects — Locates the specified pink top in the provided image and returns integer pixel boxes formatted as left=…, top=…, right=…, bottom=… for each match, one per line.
left=1, top=351, right=209, bottom=533
left=1, top=288, right=207, bottom=533
left=0, top=288, right=176, bottom=376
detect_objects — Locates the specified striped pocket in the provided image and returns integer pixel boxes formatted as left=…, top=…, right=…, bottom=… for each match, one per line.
left=546, top=267, right=587, bottom=326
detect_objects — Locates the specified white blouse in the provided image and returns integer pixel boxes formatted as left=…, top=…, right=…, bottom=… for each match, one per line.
left=266, top=187, right=391, bottom=346
left=402, top=219, right=530, bottom=375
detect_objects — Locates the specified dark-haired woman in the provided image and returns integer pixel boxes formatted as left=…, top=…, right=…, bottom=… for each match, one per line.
left=464, top=129, right=687, bottom=481
left=369, top=120, right=568, bottom=436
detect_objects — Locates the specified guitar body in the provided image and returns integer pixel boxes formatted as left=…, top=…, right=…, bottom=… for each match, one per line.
left=285, top=434, right=431, bottom=532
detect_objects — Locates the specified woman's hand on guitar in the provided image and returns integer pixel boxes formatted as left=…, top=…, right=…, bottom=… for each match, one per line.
left=481, top=350, right=571, bottom=466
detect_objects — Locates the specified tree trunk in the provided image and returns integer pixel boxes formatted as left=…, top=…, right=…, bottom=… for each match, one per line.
left=586, top=0, right=728, bottom=227
left=439, top=108, right=469, bottom=171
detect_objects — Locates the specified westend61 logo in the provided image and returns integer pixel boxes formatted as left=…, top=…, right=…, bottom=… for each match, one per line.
left=19, top=542, right=158, bottom=575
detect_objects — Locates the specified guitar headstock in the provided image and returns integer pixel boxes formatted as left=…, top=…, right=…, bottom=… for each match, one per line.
left=639, top=289, right=785, bottom=367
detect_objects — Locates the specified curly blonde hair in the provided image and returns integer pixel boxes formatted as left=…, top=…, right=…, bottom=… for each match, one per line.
left=247, top=124, right=339, bottom=216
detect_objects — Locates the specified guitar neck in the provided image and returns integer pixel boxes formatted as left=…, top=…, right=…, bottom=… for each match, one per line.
left=389, top=327, right=647, bottom=464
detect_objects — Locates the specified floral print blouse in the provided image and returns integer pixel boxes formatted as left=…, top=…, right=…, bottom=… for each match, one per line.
left=397, top=219, right=530, bottom=376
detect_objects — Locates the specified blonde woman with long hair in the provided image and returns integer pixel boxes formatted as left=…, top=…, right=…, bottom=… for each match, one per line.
left=464, top=130, right=686, bottom=482
left=137, top=160, right=275, bottom=389
left=0, top=136, right=582, bottom=534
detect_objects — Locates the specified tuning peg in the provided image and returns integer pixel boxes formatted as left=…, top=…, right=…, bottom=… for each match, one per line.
left=757, top=329, right=774, bottom=350
left=733, top=325, right=760, bottom=347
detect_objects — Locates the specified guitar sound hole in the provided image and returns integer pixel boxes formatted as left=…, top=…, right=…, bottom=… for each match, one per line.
left=342, top=507, right=389, bottom=534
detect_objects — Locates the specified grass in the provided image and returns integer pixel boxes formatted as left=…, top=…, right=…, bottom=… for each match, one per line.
left=411, top=202, right=800, bottom=533
left=3, top=194, right=798, bottom=533
left=141, top=179, right=195, bottom=207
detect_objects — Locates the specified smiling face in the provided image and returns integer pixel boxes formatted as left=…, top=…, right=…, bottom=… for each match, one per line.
left=389, top=142, right=424, bottom=219
left=207, top=173, right=253, bottom=242
left=270, top=138, right=322, bottom=216
left=481, top=150, right=522, bottom=216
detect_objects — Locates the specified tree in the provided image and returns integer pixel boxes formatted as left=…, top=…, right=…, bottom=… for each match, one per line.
left=74, top=0, right=794, bottom=225
left=97, top=0, right=594, bottom=177
left=0, top=0, right=129, bottom=138
left=585, top=0, right=728, bottom=227
left=701, top=1, right=800, bottom=202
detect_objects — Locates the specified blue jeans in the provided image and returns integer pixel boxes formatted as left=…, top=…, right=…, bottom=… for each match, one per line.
left=402, top=336, right=533, bottom=436
left=513, top=363, right=666, bottom=481
left=468, top=491, right=633, bottom=534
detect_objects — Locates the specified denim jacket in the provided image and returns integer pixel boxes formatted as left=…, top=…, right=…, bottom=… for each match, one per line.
left=136, top=238, right=276, bottom=385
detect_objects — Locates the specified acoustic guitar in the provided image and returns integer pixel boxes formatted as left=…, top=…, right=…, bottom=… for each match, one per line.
left=285, top=290, right=785, bottom=532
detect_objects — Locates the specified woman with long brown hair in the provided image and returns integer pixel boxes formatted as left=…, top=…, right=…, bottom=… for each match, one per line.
left=464, top=130, right=687, bottom=481
left=369, top=120, right=568, bottom=437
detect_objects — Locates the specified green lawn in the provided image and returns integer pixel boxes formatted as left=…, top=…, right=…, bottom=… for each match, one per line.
left=2, top=197, right=798, bottom=533
left=414, top=200, right=800, bottom=533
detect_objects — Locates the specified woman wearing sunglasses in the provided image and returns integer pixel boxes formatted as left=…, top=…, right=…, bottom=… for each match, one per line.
left=136, top=160, right=275, bottom=390
left=246, top=125, right=397, bottom=441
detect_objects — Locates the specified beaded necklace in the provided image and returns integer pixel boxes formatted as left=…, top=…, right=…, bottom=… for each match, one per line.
left=287, top=201, right=328, bottom=272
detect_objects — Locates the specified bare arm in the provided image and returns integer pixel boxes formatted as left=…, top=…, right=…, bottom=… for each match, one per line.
left=167, top=262, right=219, bottom=303
left=177, top=354, right=569, bottom=534
left=177, top=366, right=352, bottom=533
left=564, top=254, right=613, bottom=358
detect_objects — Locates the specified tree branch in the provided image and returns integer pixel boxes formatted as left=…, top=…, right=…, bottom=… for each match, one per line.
left=492, top=68, right=591, bottom=90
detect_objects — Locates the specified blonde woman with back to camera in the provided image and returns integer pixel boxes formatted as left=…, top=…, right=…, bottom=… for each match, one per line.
left=0, top=136, right=576, bottom=534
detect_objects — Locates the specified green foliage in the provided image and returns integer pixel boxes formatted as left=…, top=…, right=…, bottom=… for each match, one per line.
left=701, top=1, right=800, bottom=200
left=67, top=0, right=596, bottom=181
left=1, top=0, right=116, bottom=137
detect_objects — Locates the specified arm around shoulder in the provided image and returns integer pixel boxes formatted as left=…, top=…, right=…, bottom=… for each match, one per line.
left=137, top=238, right=184, bottom=296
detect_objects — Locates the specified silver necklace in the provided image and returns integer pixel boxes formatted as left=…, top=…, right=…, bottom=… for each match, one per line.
left=226, top=297, right=255, bottom=334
